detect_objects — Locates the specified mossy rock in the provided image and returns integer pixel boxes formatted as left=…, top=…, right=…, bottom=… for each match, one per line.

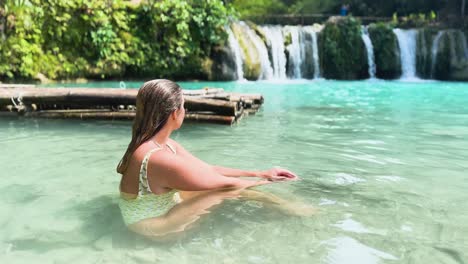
left=284, top=32, right=292, bottom=47
left=438, top=30, right=468, bottom=81
left=319, top=16, right=368, bottom=80
left=368, top=22, right=402, bottom=79
left=231, top=23, right=261, bottom=80
left=433, top=32, right=452, bottom=80
left=208, top=45, right=237, bottom=81
left=246, top=21, right=268, bottom=46
left=416, top=28, right=438, bottom=78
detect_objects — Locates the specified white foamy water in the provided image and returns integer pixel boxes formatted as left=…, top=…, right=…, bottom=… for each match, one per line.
left=227, top=26, right=245, bottom=80
left=285, top=26, right=304, bottom=79
left=393, top=29, right=418, bottom=80
left=240, top=22, right=273, bottom=80
left=323, top=237, right=398, bottom=264
left=361, top=27, right=377, bottom=79
left=260, top=26, right=287, bottom=79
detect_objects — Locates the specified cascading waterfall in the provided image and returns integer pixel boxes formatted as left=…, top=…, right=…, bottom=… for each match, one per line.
left=240, top=22, right=273, bottom=80
left=311, top=29, right=321, bottom=79
left=393, top=29, right=418, bottom=79
left=227, top=27, right=244, bottom=80
left=430, top=31, right=445, bottom=78
left=285, top=26, right=304, bottom=79
left=302, top=26, right=321, bottom=79
left=260, top=26, right=287, bottom=79
left=361, top=27, right=376, bottom=79
left=224, top=22, right=466, bottom=81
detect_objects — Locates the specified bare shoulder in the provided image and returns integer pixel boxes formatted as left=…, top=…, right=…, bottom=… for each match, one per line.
left=168, top=138, right=183, bottom=150
left=168, top=138, right=191, bottom=156
left=147, top=142, right=189, bottom=171
left=131, top=141, right=155, bottom=161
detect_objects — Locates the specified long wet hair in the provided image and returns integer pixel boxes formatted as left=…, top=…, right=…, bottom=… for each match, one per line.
left=117, top=79, right=183, bottom=174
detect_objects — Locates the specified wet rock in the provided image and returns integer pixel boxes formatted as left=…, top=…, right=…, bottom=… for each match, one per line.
left=368, top=23, right=402, bottom=79
left=319, top=16, right=368, bottom=80
left=208, top=46, right=237, bottom=81
left=231, top=23, right=261, bottom=80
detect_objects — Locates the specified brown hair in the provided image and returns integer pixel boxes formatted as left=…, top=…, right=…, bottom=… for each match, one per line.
left=116, top=79, right=183, bottom=174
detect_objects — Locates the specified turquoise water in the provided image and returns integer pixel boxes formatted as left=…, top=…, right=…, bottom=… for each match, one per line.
left=2, top=80, right=468, bottom=263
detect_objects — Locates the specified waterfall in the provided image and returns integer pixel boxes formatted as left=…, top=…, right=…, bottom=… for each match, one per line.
left=285, top=26, right=304, bottom=79
left=361, top=27, right=376, bottom=79
left=311, top=29, right=321, bottom=79
left=260, top=26, right=287, bottom=79
left=302, top=26, right=321, bottom=79
left=240, top=22, right=273, bottom=80
left=393, top=29, right=418, bottom=79
left=430, top=31, right=444, bottom=79
left=227, top=27, right=244, bottom=80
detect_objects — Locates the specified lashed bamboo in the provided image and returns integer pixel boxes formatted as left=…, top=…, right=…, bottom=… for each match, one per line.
left=24, top=109, right=235, bottom=125
left=0, top=86, right=263, bottom=125
left=0, top=87, right=239, bottom=116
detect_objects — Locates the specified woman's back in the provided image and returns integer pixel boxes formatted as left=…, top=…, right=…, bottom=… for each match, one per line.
left=120, top=140, right=178, bottom=196
left=119, top=140, right=182, bottom=226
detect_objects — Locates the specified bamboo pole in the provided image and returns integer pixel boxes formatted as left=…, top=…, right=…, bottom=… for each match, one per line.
left=182, top=88, right=224, bottom=96
left=0, top=86, right=263, bottom=125
left=0, top=87, right=240, bottom=116
left=23, top=109, right=235, bottom=125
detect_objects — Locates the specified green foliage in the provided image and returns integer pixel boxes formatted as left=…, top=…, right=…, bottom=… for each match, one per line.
left=0, top=0, right=233, bottom=81
left=231, top=0, right=287, bottom=19
left=0, top=0, right=43, bottom=79
left=397, top=12, right=438, bottom=28
left=319, top=16, right=368, bottom=79
left=368, top=22, right=401, bottom=79
left=232, top=0, right=448, bottom=20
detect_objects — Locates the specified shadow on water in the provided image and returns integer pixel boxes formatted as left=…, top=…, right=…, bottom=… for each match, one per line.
left=0, top=184, right=44, bottom=204
left=7, top=191, right=311, bottom=252
left=434, top=246, right=466, bottom=264
left=6, top=195, right=151, bottom=252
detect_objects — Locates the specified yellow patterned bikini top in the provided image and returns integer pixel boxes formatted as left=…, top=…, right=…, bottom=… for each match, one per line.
left=119, top=143, right=182, bottom=226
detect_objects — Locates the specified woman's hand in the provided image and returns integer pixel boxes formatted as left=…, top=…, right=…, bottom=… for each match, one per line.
left=260, top=167, right=299, bottom=182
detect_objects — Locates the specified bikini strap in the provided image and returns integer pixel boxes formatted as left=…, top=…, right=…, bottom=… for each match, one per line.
left=166, top=142, right=177, bottom=154
left=139, top=147, right=163, bottom=195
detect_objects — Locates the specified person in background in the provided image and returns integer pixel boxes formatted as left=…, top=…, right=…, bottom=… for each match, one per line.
left=340, top=4, right=349, bottom=16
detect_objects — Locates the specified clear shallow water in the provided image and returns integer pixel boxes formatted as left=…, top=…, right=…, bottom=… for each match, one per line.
left=2, top=80, right=468, bottom=263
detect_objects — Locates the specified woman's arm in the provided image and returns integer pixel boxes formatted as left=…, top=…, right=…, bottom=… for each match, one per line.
left=213, top=166, right=298, bottom=181
left=148, top=152, right=271, bottom=192
left=169, top=139, right=298, bottom=181
left=211, top=166, right=263, bottom=178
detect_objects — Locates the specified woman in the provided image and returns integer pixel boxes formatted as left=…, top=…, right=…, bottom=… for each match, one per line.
left=117, top=79, right=299, bottom=238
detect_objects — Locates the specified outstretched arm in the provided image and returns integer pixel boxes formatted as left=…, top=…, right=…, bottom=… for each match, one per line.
left=169, top=139, right=298, bottom=181
left=149, top=153, right=271, bottom=192
left=212, top=166, right=263, bottom=178
left=213, top=165, right=298, bottom=181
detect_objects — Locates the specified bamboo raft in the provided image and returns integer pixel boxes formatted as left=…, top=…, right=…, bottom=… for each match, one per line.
left=0, top=85, right=264, bottom=125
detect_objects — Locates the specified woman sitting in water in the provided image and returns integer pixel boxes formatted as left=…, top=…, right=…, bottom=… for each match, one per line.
left=117, top=79, right=299, bottom=238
